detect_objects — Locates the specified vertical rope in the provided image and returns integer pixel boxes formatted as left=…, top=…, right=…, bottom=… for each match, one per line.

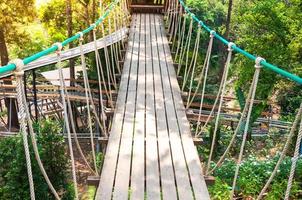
left=178, top=16, right=193, bottom=92
left=256, top=103, right=302, bottom=200
left=114, top=11, right=123, bottom=69
left=110, top=13, right=121, bottom=74
left=90, top=30, right=109, bottom=135
left=54, top=43, right=79, bottom=200
left=65, top=88, right=96, bottom=174
left=188, top=31, right=215, bottom=108
left=15, top=62, right=62, bottom=199
left=93, top=28, right=113, bottom=107
left=101, top=23, right=116, bottom=96
left=206, top=42, right=235, bottom=174
left=13, top=59, right=36, bottom=200
left=185, top=26, right=201, bottom=108
left=77, top=33, right=99, bottom=175
left=108, top=17, right=118, bottom=85
left=230, top=57, right=264, bottom=199
left=169, top=0, right=179, bottom=42
left=175, top=13, right=186, bottom=69
left=172, top=6, right=183, bottom=52
left=284, top=104, right=302, bottom=199
left=194, top=32, right=215, bottom=136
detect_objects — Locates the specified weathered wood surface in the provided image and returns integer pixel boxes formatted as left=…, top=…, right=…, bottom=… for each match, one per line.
left=95, top=13, right=210, bottom=199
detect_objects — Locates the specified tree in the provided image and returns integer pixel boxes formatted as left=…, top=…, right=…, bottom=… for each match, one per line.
left=233, top=0, right=302, bottom=111
left=0, top=0, right=36, bottom=129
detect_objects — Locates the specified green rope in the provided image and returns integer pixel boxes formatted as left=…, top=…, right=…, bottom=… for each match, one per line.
left=178, top=0, right=302, bottom=85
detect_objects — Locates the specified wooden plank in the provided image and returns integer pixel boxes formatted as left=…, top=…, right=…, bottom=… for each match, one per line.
left=96, top=14, right=138, bottom=200
left=112, top=13, right=140, bottom=199
left=130, top=5, right=164, bottom=9
left=130, top=13, right=146, bottom=200
left=158, top=14, right=211, bottom=200
left=154, top=14, right=194, bottom=200
left=151, top=14, right=178, bottom=200
left=145, top=13, right=161, bottom=200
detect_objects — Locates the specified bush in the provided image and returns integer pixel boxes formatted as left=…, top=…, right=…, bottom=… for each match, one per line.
left=0, top=119, right=74, bottom=199
left=210, top=155, right=302, bottom=199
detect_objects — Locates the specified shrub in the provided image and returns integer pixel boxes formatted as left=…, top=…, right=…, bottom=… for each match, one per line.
left=0, top=119, right=74, bottom=199
left=211, top=155, right=302, bottom=199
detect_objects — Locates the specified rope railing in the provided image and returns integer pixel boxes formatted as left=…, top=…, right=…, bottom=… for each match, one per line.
left=1, top=0, right=128, bottom=199
left=177, top=0, right=302, bottom=85
left=0, top=0, right=120, bottom=76
left=166, top=1, right=302, bottom=199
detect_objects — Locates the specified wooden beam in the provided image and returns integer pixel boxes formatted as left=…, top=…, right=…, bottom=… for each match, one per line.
left=204, top=176, right=215, bottom=186
left=87, top=176, right=100, bottom=187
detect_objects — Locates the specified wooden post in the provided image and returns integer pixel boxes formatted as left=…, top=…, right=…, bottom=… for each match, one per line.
left=32, top=69, right=38, bottom=122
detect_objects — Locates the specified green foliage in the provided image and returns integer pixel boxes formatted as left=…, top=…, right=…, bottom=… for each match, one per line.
left=211, top=155, right=302, bottom=199
left=232, top=0, right=302, bottom=114
left=208, top=178, right=230, bottom=200
left=0, top=119, right=74, bottom=199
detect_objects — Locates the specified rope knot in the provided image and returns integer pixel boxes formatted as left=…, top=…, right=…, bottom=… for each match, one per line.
left=10, top=59, right=25, bottom=77
left=255, top=57, right=265, bottom=69
left=53, top=42, right=63, bottom=55
left=77, top=32, right=84, bottom=41
left=228, top=42, right=236, bottom=51
left=210, top=30, right=216, bottom=38
left=90, top=23, right=97, bottom=31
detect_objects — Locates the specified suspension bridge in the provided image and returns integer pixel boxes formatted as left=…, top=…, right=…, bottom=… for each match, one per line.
left=0, top=0, right=301, bottom=199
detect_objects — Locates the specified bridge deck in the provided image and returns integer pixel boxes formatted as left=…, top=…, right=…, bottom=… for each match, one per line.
left=96, top=13, right=210, bottom=200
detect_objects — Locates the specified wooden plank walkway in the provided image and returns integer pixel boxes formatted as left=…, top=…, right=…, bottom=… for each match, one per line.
left=96, top=13, right=210, bottom=200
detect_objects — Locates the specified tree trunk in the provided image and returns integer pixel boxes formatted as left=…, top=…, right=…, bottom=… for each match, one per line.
left=66, top=0, right=75, bottom=85
left=92, top=0, right=96, bottom=22
left=0, top=28, right=19, bottom=129
left=86, top=4, right=93, bottom=41
left=66, top=0, right=79, bottom=130
left=218, top=0, right=233, bottom=81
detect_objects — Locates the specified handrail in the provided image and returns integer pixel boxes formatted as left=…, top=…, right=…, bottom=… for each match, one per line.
left=178, top=0, right=302, bottom=85
left=0, top=0, right=120, bottom=75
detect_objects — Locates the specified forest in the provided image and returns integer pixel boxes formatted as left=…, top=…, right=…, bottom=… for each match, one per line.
left=0, top=0, right=301, bottom=199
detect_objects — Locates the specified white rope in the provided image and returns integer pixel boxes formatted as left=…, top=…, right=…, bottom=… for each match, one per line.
left=230, top=57, right=264, bottom=199
left=166, top=0, right=174, bottom=26
left=181, top=16, right=193, bottom=92
left=54, top=43, right=79, bottom=200
left=13, top=59, right=36, bottom=200
left=175, top=14, right=187, bottom=71
left=111, top=13, right=121, bottom=75
left=92, top=28, right=114, bottom=107
left=76, top=32, right=98, bottom=174
left=101, top=22, right=117, bottom=90
left=284, top=104, right=302, bottom=199
left=207, top=72, right=254, bottom=174
left=114, top=11, right=123, bottom=72
left=172, top=6, right=183, bottom=52
left=194, top=32, right=215, bottom=136
left=64, top=88, right=97, bottom=174
left=189, top=30, right=215, bottom=108
left=256, top=103, right=302, bottom=200
left=101, top=23, right=116, bottom=99
left=169, top=0, right=179, bottom=42
left=13, top=57, right=62, bottom=199
left=185, top=26, right=201, bottom=109
left=108, top=17, right=118, bottom=86
left=206, top=42, right=235, bottom=174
